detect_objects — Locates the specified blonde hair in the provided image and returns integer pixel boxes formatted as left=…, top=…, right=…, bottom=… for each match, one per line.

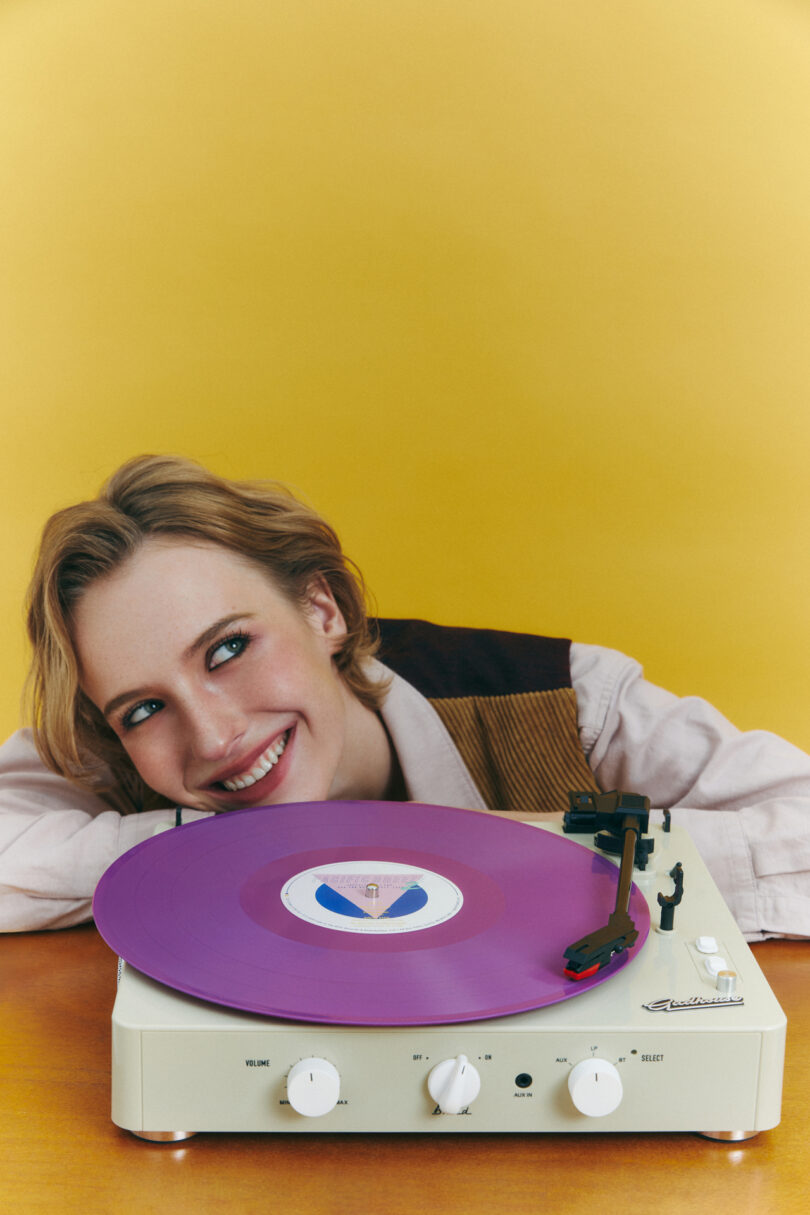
left=25, top=455, right=383, bottom=810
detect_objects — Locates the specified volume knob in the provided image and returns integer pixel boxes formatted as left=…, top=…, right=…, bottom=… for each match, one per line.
left=286, top=1057, right=341, bottom=1117
left=427, top=1055, right=481, bottom=1114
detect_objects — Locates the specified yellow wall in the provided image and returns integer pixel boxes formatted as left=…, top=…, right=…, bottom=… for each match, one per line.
left=1, top=0, right=809, bottom=750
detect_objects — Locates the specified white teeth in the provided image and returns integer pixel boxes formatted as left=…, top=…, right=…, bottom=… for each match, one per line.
left=221, top=732, right=289, bottom=792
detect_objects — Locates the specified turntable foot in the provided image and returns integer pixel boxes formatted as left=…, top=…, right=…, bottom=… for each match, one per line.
left=698, top=1130, right=759, bottom=1142
left=130, top=1130, right=198, bottom=1142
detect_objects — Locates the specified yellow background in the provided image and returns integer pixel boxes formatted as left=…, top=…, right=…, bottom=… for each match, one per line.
left=1, top=0, right=809, bottom=750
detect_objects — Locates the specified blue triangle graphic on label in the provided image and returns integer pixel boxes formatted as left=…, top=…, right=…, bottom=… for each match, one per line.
left=315, top=883, right=428, bottom=919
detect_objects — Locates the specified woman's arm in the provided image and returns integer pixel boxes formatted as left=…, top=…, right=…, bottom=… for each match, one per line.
left=572, top=643, right=810, bottom=940
left=0, top=729, right=210, bottom=932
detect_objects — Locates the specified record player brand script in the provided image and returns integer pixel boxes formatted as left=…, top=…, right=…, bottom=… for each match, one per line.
left=643, top=995, right=745, bottom=1012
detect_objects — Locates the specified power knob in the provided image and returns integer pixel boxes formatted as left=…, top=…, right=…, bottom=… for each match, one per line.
left=286, top=1057, right=341, bottom=1117
left=427, top=1054, right=481, bottom=1114
left=567, top=1059, right=623, bottom=1117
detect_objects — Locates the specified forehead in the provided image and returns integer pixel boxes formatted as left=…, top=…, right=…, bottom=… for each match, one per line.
left=87, top=536, right=277, bottom=601
left=71, top=539, right=286, bottom=655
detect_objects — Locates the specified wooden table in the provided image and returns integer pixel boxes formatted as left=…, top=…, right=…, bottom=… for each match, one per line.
left=1, top=926, right=807, bottom=1214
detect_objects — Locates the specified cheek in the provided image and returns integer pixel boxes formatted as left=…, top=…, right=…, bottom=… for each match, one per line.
left=120, top=730, right=177, bottom=790
left=238, top=640, right=325, bottom=706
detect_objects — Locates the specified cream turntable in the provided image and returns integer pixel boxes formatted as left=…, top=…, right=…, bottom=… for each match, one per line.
left=93, top=797, right=785, bottom=1141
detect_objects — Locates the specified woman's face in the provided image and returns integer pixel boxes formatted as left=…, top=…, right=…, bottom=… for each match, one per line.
left=72, top=538, right=391, bottom=812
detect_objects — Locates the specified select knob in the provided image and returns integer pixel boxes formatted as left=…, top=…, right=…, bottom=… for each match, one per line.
left=286, top=1057, right=341, bottom=1117
left=567, top=1059, right=623, bottom=1117
left=427, top=1054, right=481, bottom=1114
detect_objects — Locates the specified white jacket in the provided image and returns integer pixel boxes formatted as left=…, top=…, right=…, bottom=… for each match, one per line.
left=1, top=643, right=808, bottom=938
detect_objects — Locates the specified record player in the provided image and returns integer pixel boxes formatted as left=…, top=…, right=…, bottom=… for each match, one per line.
left=93, top=796, right=786, bottom=1142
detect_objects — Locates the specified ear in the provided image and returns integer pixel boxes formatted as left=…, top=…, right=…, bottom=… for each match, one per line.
left=304, top=577, right=348, bottom=653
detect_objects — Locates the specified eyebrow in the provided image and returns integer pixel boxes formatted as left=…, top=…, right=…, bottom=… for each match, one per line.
left=101, top=613, right=255, bottom=721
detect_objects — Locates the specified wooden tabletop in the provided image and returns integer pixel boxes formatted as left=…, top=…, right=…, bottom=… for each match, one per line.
left=1, top=926, right=807, bottom=1215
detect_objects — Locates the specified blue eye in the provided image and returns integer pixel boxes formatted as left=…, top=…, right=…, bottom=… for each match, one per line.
left=208, top=632, right=250, bottom=670
left=122, top=699, right=163, bottom=730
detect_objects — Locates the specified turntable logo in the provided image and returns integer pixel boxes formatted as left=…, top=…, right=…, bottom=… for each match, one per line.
left=281, top=860, right=463, bottom=934
left=643, top=995, right=745, bottom=1013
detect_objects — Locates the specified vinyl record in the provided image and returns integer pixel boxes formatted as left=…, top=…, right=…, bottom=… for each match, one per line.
left=92, top=801, right=650, bottom=1025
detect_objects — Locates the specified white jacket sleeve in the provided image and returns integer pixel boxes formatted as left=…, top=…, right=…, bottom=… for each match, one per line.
left=571, top=643, right=810, bottom=941
left=0, top=729, right=211, bottom=932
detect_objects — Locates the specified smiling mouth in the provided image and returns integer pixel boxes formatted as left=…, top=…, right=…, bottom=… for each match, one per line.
left=216, top=730, right=291, bottom=792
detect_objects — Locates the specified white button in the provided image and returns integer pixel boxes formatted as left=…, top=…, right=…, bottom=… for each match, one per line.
left=705, top=955, right=728, bottom=977
left=696, top=936, right=719, bottom=954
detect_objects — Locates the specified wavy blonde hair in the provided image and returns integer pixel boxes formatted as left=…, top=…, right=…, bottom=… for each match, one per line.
left=25, top=455, right=383, bottom=810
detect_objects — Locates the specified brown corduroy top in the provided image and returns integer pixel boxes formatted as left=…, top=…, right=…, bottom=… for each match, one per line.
left=375, top=619, right=600, bottom=814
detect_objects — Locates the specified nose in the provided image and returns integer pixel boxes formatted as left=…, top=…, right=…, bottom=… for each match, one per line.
left=183, top=689, right=247, bottom=764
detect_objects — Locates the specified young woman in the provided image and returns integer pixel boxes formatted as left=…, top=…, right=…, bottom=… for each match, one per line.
left=2, top=455, right=809, bottom=937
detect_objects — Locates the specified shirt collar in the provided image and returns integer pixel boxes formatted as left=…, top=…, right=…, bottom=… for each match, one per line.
left=365, top=659, right=486, bottom=810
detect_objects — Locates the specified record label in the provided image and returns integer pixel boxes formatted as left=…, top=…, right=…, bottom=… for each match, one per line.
left=279, top=860, right=463, bottom=935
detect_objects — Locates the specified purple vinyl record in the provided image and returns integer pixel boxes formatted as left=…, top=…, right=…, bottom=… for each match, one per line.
left=92, top=801, right=650, bottom=1025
